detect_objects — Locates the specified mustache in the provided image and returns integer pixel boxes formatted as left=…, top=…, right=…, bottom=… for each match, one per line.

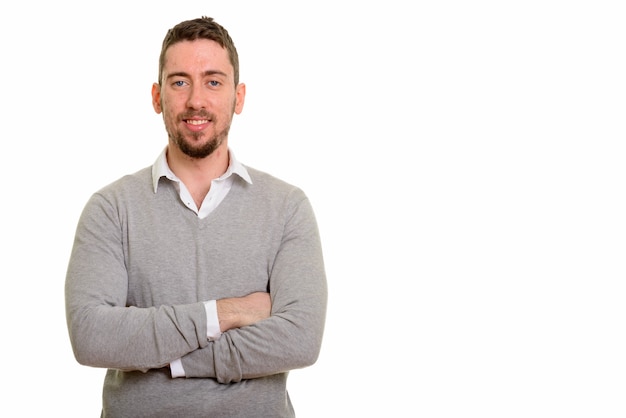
left=180, top=110, right=215, bottom=120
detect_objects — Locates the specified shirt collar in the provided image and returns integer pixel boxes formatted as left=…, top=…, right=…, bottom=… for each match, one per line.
left=152, top=146, right=252, bottom=193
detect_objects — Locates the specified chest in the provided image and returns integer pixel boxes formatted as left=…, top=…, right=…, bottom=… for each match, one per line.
left=123, top=207, right=281, bottom=307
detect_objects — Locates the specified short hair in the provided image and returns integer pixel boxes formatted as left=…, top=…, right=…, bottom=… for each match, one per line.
left=158, top=16, right=240, bottom=86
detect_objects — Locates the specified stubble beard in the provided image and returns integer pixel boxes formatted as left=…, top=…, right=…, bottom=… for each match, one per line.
left=172, top=125, right=230, bottom=159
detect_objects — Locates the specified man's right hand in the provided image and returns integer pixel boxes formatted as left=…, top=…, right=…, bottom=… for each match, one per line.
left=216, top=292, right=271, bottom=332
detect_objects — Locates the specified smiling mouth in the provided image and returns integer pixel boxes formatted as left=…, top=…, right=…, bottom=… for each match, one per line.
left=186, top=119, right=210, bottom=125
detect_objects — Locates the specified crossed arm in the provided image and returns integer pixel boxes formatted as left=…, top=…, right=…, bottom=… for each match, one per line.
left=168, top=291, right=271, bottom=377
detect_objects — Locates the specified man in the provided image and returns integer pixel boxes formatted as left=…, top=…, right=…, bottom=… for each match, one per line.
left=65, top=16, right=327, bottom=417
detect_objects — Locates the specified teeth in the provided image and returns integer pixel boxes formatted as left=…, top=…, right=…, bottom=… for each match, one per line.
left=187, top=119, right=209, bottom=125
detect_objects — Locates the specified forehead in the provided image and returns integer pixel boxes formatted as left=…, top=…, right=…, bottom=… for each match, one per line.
left=164, top=39, right=232, bottom=77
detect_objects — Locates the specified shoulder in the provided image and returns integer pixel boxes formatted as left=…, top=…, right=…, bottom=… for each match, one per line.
left=86, top=166, right=153, bottom=210
left=97, top=166, right=152, bottom=195
left=243, top=166, right=308, bottom=202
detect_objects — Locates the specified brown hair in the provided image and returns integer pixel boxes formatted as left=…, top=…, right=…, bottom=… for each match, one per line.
left=158, top=16, right=240, bottom=86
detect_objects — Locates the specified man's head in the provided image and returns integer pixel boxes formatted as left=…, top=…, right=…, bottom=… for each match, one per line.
left=152, top=17, right=245, bottom=160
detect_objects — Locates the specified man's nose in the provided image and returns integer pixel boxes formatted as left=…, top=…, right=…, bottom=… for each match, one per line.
left=186, top=84, right=206, bottom=109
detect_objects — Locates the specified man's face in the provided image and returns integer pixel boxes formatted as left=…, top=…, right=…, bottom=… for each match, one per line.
left=151, top=39, right=245, bottom=159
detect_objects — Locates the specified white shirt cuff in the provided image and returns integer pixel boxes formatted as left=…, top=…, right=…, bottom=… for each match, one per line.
left=170, top=300, right=222, bottom=379
left=170, top=358, right=185, bottom=378
left=204, top=299, right=222, bottom=341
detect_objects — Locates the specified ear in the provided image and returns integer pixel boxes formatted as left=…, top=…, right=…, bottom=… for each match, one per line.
left=234, top=83, right=246, bottom=115
left=151, top=83, right=162, bottom=114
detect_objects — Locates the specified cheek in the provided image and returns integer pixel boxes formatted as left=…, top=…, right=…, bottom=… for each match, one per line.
left=161, top=97, right=178, bottom=115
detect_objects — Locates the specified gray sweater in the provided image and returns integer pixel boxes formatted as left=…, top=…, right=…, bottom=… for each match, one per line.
left=65, top=165, right=327, bottom=417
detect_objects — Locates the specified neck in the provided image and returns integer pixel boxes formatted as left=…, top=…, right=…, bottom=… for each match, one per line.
left=166, top=141, right=230, bottom=207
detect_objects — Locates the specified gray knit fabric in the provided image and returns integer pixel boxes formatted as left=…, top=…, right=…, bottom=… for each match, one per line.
left=65, top=165, right=327, bottom=417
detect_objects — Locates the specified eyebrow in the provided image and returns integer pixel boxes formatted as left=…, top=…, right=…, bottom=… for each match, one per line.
left=166, top=70, right=228, bottom=80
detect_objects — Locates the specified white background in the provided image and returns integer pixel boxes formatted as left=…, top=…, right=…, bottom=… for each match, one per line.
left=1, top=1, right=625, bottom=417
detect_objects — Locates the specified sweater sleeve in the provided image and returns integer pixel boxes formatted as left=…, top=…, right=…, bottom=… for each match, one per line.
left=65, top=192, right=210, bottom=371
left=179, top=192, right=328, bottom=383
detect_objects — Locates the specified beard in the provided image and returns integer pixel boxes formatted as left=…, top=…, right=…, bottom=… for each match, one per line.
left=166, top=111, right=232, bottom=159
left=172, top=125, right=230, bottom=159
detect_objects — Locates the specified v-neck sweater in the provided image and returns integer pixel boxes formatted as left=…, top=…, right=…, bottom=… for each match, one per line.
left=65, top=164, right=327, bottom=417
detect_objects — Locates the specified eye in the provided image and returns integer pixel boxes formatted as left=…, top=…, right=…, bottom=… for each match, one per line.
left=173, top=80, right=186, bottom=87
left=208, top=80, right=220, bottom=87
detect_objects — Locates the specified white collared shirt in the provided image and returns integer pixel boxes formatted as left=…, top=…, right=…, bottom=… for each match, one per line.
left=152, top=146, right=252, bottom=219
